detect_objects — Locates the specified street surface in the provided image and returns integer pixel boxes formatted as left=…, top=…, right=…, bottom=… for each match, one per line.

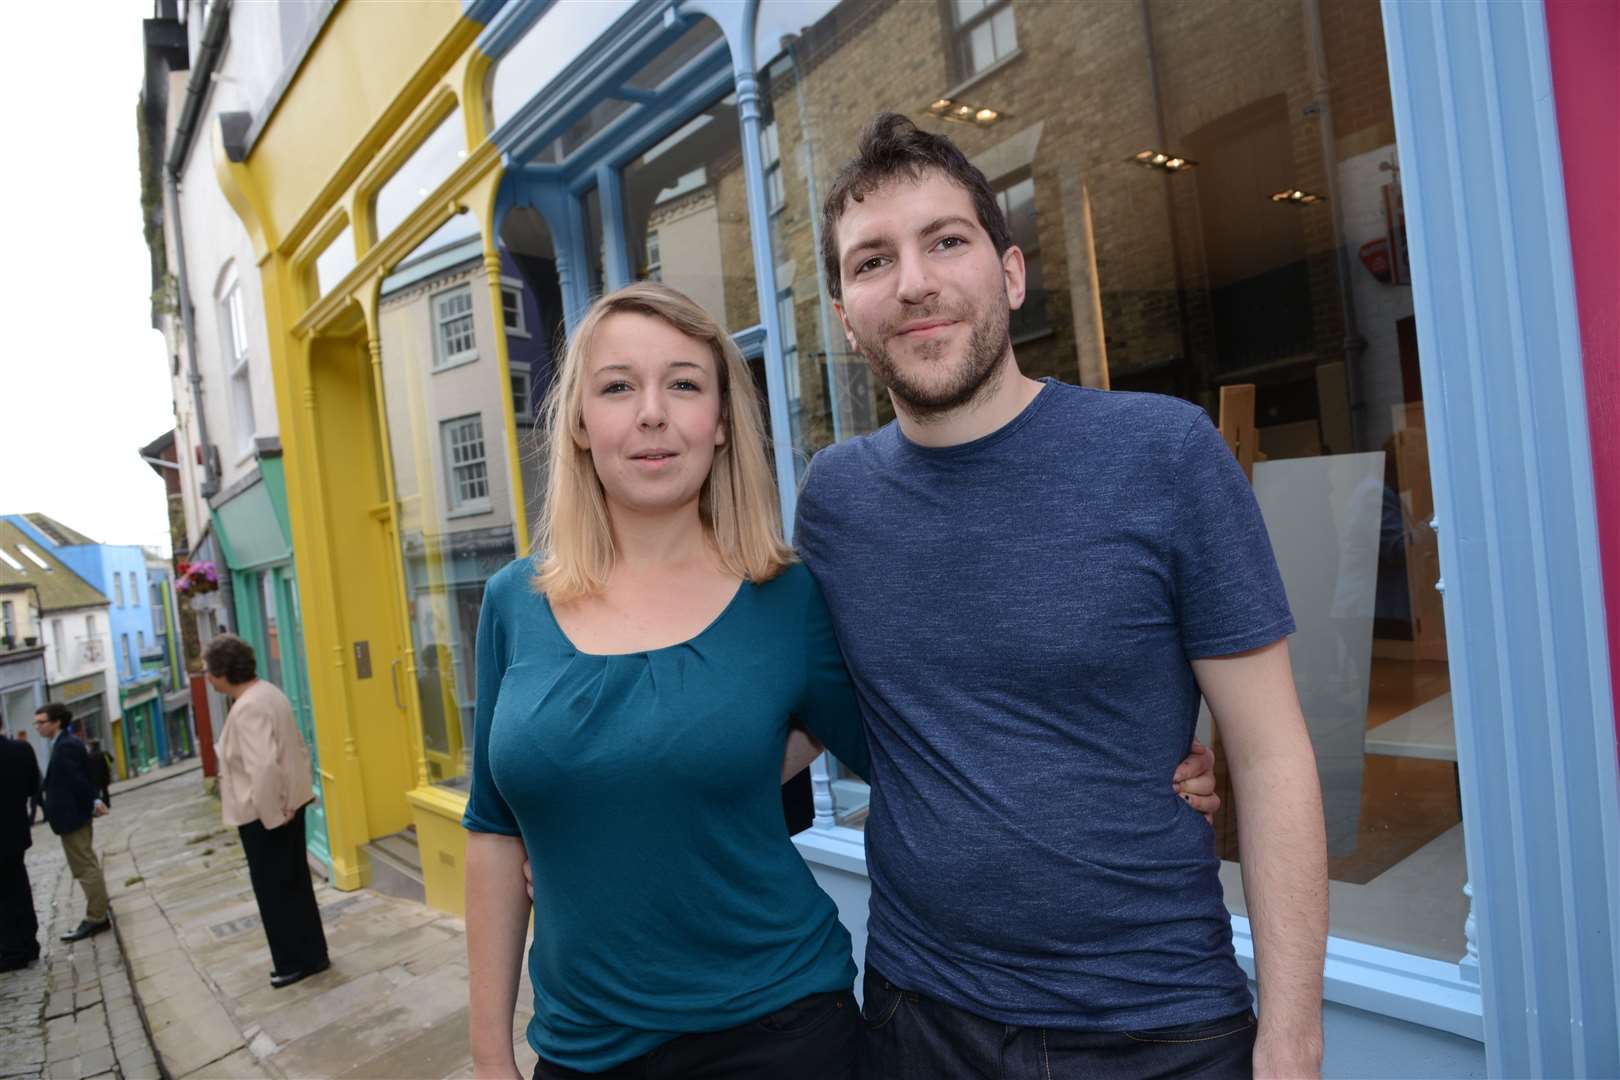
left=3, top=763, right=535, bottom=1079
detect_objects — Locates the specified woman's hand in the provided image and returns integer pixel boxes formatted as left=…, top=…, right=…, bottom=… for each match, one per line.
left=1173, top=738, right=1221, bottom=822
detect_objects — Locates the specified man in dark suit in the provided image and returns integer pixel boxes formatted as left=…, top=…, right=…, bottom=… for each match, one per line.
left=0, top=732, right=42, bottom=970
left=33, top=704, right=110, bottom=941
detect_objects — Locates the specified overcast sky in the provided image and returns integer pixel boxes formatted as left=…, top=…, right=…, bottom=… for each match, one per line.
left=1, top=0, right=176, bottom=555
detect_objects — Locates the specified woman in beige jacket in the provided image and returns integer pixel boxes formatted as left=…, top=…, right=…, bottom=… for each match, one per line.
left=206, top=634, right=329, bottom=989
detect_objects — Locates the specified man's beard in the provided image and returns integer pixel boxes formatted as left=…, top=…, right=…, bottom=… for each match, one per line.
left=851, top=295, right=1012, bottom=421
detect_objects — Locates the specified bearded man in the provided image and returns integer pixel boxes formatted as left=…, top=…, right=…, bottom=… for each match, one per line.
left=793, top=113, right=1328, bottom=1079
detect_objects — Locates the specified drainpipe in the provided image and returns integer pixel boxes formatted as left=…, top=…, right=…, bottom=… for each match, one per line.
left=786, top=33, right=849, bottom=444
left=164, top=0, right=233, bottom=500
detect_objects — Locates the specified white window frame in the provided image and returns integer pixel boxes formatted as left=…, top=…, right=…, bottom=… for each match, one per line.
left=644, top=229, right=663, bottom=282
left=510, top=363, right=534, bottom=426
left=500, top=281, right=530, bottom=338
left=114, top=573, right=125, bottom=608
left=52, top=619, right=65, bottom=663
left=950, top=0, right=1018, bottom=81
left=432, top=284, right=480, bottom=371
left=121, top=633, right=132, bottom=678
left=441, top=414, right=492, bottom=515
left=219, top=277, right=258, bottom=458
left=1, top=600, right=13, bottom=639
left=763, top=120, right=784, bottom=215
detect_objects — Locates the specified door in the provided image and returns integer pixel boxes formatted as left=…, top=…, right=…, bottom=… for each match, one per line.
left=273, top=566, right=331, bottom=868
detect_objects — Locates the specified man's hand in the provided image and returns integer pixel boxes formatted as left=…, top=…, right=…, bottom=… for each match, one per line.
left=1172, top=738, right=1220, bottom=822
left=93, top=800, right=108, bottom=818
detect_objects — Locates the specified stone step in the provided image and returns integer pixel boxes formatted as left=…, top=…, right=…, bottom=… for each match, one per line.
left=362, top=830, right=424, bottom=904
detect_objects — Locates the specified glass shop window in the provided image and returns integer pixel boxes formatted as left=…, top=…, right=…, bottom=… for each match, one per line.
left=313, top=224, right=356, bottom=298
left=377, top=211, right=519, bottom=787
left=623, top=91, right=760, bottom=333
left=767, top=0, right=1463, bottom=963
left=497, top=205, right=566, bottom=519
left=373, top=107, right=470, bottom=245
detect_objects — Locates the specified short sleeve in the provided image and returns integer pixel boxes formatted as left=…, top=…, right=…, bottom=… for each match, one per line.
left=461, top=576, right=522, bottom=835
left=796, top=573, right=870, bottom=782
left=1172, top=412, right=1296, bottom=658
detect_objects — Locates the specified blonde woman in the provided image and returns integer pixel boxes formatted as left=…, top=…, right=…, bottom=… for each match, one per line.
left=464, top=282, right=868, bottom=1079
left=463, top=282, right=1219, bottom=1078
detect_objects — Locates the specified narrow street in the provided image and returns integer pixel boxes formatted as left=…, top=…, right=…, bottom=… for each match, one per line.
left=3, top=765, right=534, bottom=1080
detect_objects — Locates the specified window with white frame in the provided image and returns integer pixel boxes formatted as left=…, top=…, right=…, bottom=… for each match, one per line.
left=121, top=634, right=132, bottom=677
left=432, top=285, right=479, bottom=370
left=86, top=614, right=96, bottom=638
left=996, top=177, right=1049, bottom=340
left=150, top=583, right=162, bottom=634
left=950, top=0, right=1017, bottom=80
left=511, top=365, right=533, bottom=426
left=220, top=281, right=258, bottom=455
left=114, top=573, right=124, bottom=608
left=52, top=619, right=64, bottom=662
left=441, top=415, right=491, bottom=512
left=501, top=284, right=529, bottom=338
left=137, top=630, right=147, bottom=656
left=644, top=230, right=662, bottom=282
left=763, top=120, right=785, bottom=215
left=2, top=600, right=13, bottom=640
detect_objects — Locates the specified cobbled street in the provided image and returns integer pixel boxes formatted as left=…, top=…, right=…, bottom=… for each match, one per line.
left=2, top=765, right=534, bottom=1079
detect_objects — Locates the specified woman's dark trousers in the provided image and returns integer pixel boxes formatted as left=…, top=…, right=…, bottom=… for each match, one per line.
left=237, top=805, right=328, bottom=975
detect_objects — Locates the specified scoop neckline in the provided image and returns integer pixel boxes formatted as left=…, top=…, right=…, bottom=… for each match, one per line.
left=539, top=579, right=751, bottom=658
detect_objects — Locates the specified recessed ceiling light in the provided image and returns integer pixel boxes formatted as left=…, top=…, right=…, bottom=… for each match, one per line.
left=1127, top=149, right=1197, bottom=173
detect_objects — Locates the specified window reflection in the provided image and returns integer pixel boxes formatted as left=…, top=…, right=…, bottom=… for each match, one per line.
left=376, top=212, right=517, bottom=786
left=498, top=205, right=566, bottom=527
left=374, top=108, right=469, bottom=245
left=765, top=0, right=1460, bottom=961
left=490, top=0, right=637, bottom=135
left=312, top=224, right=355, bottom=298
left=623, top=92, right=759, bottom=332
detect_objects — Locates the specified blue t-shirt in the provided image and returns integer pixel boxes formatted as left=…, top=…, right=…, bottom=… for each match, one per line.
left=794, top=379, right=1294, bottom=1031
left=463, top=559, right=871, bottom=1071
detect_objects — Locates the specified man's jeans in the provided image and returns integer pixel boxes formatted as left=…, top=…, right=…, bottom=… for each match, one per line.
left=859, top=966, right=1255, bottom=1079
left=59, top=823, right=109, bottom=923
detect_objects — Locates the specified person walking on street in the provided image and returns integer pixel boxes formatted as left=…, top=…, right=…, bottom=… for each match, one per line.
left=205, top=634, right=329, bottom=989
left=33, top=704, right=111, bottom=942
left=87, top=738, right=114, bottom=808
left=0, top=732, right=42, bottom=970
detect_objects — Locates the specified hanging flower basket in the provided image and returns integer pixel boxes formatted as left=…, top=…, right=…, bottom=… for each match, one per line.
left=175, top=560, right=220, bottom=597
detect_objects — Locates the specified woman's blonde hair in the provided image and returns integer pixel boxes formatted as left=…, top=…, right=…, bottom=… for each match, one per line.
left=531, top=281, right=794, bottom=601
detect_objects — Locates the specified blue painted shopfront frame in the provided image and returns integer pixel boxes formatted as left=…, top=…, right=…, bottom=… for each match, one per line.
left=470, top=0, right=1620, bottom=1067
left=1383, top=0, right=1619, bottom=1074
left=481, top=0, right=802, bottom=524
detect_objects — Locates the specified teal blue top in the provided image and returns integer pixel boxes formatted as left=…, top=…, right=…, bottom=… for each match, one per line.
left=463, top=558, right=871, bottom=1072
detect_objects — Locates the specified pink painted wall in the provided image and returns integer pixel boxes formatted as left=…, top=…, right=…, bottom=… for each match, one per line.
left=1545, top=0, right=1620, bottom=747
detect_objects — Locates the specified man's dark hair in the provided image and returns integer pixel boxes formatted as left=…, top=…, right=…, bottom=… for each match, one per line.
left=35, top=703, right=72, bottom=728
left=820, top=113, right=1012, bottom=301
left=203, top=633, right=257, bottom=684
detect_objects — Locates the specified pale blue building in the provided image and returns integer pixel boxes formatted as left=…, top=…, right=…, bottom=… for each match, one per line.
left=4, top=514, right=175, bottom=774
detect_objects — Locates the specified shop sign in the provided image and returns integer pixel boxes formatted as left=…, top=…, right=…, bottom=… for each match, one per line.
left=53, top=676, right=100, bottom=702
